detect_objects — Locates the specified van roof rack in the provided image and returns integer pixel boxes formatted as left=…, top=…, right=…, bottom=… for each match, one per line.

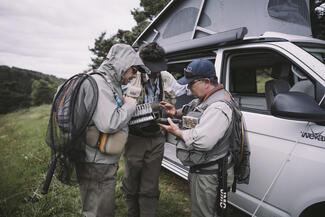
left=164, top=27, right=247, bottom=55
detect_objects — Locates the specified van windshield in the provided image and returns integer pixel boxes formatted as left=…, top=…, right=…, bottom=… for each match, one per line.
left=297, top=44, right=325, bottom=64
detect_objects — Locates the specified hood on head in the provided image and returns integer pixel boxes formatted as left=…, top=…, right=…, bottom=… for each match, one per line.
left=98, top=44, right=146, bottom=84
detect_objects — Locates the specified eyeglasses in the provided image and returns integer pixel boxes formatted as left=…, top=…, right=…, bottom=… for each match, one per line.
left=188, top=79, right=202, bottom=89
left=188, top=78, right=211, bottom=89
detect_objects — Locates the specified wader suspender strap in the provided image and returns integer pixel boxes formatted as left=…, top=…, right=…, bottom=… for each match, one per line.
left=216, top=155, right=228, bottom=217
left=158, top=73, right=163, bottom=101
left=141, top=73, right=164, bottom=102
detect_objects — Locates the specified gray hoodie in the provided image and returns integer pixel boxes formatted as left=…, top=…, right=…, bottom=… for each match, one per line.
left=83, top=44, right=145, bottom=164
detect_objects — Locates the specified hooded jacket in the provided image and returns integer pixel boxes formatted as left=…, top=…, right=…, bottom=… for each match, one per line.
left=82, top=44, right=145, bottom=164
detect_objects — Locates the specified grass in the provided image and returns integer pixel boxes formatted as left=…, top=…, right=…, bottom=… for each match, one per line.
left=0, top=105, right=247, bottom=217
left=0, top=105, right=190, bottom=217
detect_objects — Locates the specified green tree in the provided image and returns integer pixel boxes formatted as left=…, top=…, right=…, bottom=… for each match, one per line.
left=0, top=82, right=30, bottom=113
left=89, top=0, right=171, bottom=69
left=31, top=79, right=54, bottom=106
left=88, top=32, right=118, bottom=69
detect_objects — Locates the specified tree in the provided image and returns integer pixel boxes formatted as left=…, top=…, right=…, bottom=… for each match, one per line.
left=88, top=32, right=118, bottom=70
left=89, top=0, right=171, bottom=69
left=0, top=81, right=31, bottom=113
left=31, top=79, right=54, bottom=106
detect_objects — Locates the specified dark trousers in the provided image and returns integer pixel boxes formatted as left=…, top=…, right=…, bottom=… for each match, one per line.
left=122, top=133, right=165, bottom=217
left=76, top=163, right=118, bottom=217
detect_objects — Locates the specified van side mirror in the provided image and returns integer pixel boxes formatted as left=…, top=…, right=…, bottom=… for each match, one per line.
left=271, top=92, right=325, bottom=124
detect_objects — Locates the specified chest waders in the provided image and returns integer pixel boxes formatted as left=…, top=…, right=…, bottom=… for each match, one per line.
left=181, top=90, right=235, bottom=217
left=189, top=155, right=229, bottom=217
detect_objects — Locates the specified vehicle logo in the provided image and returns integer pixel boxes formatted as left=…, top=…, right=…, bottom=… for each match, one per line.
left=301, top=127, right=325, bottom=142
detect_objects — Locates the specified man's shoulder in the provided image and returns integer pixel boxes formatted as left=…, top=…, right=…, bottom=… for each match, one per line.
left=160, top=70, right=175, bottom=81
left=206, top=101, right=233, bottom=120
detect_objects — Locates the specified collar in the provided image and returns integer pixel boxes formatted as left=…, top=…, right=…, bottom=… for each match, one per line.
left=202, top=84, right=224, bottom=102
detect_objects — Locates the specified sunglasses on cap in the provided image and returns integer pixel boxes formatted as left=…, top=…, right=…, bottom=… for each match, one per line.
left=184, top=68, right=198, bottom=79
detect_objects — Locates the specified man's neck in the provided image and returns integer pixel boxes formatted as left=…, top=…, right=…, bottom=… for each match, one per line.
left=202, top=84, right=224, bottom=102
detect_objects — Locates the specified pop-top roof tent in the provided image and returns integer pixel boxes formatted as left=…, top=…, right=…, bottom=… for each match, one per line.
left=133, top=0, right=312, bottom=53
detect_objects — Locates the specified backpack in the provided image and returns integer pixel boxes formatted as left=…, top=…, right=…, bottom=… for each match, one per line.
left=41, top=72, right=100, bottom=194
left=224, top=99, right=250, bottom=187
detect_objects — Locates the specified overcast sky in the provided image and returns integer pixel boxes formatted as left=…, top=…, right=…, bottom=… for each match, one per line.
left=0, top=0, right=140, bottom=78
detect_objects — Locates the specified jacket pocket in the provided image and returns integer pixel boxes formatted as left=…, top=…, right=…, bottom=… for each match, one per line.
left=98, top=131, right=128, bottom=155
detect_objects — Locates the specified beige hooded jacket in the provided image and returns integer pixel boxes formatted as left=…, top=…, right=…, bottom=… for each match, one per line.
left=83, top=44, right=145, bottom=164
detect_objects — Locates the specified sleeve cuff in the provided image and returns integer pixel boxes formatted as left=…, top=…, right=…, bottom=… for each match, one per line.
left=182, top=129, right=198, bottom=148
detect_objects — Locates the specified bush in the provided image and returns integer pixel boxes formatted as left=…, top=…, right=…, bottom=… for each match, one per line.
left=31, top=79, right=55, bottom=106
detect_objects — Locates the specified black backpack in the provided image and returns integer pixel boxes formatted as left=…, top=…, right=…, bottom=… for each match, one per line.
left=41, top=72, right=100, bottom=194
left=224, top=99, right=250, bottom=187
left=216, top=99, right=250, bottom=217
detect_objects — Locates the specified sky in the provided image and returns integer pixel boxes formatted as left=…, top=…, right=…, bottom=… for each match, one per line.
left=0, top=0, right=140, bottom=78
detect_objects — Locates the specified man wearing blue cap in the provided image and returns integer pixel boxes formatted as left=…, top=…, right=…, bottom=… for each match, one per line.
left=160, top=59, right=236, bottom=217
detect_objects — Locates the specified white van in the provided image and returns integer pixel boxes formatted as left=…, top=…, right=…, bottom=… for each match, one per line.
left=133, top=1, right=325, bottom=216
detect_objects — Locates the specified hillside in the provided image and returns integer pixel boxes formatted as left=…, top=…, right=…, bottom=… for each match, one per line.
left=0, top=66, right=65, bottom=114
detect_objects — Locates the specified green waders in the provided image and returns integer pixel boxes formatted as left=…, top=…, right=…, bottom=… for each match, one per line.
left=188, top=162, right=234, bottom=217
left=76, top=163, right=118, bottom=217
left=122, top=133, right=165, bottom=217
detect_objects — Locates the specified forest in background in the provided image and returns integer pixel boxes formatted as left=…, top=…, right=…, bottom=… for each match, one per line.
left=0, top=65, right=64, bottom=114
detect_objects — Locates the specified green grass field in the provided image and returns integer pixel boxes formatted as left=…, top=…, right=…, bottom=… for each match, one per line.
left=0, top=105, right=247, bottom=217
left=0, top=105, right=191, bottom=217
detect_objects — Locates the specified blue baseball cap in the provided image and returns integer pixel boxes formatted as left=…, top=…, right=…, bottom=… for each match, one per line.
left=178, top=59, right=216, bottom=85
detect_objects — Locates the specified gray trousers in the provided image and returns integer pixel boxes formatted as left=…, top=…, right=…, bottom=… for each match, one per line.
left=189, top=173, right=219, bottom=217
left=188, top=166, right=234, bottom=217
left=76, top=163, right=118, bottom=217
left=122, top=133, right=165, bottom=217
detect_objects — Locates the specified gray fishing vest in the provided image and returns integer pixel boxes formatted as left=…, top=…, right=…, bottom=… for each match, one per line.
left=176, top=89, right=234, bottom=167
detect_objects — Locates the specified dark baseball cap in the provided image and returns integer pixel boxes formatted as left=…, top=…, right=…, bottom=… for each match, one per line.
left=133, top=64, right=151, bottom=74
left=139, top=42, right=167, bottom=73
left=142, top=58, right=167, bottom=73
left=178, top=59, right=216, bottom=85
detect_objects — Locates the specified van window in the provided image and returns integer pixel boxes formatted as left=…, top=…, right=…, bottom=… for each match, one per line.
left=316, top=81, right=325, bottom=109
left=167, top=61, right=194, bottom=109
left=163, top=7, right=211, bottom=39
left=267, top=0, right=310, bottom=26
left=225, top=50, right=316, bottom=113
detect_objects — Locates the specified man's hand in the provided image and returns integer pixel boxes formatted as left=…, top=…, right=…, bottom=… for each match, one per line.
left=159, top=101, right=176, bottom=117
left=159, top=118, right=183, bottom=139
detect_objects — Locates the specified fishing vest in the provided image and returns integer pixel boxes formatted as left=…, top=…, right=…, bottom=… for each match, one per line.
left=176, top=89, right=234, bottom=166
left=126, top=71, right=177, bottom=105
